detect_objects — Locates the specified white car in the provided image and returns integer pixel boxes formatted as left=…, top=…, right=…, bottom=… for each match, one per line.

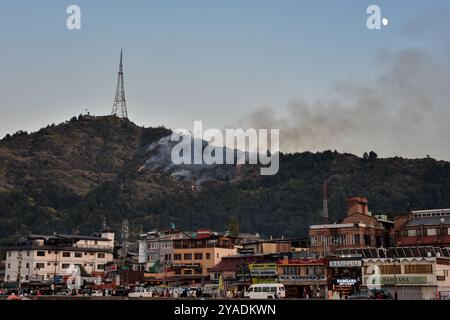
left=128, top=287, right=153, bottom=298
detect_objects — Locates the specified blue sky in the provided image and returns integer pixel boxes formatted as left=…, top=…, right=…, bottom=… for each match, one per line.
left=0, top=0, right=448, bottom=159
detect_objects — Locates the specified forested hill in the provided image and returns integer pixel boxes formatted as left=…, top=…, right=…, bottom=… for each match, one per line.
left=1, top=115, right=450, bottom=242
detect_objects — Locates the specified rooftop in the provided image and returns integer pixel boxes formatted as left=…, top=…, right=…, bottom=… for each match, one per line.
left=406, top=216, right=450, bottom=227
left=334, top=246, right=450, bottom=259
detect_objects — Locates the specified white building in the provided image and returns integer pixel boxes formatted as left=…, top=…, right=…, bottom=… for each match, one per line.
left=3, top=230, right=114, bottom=286
left=336, top=246, right=450, bottom=300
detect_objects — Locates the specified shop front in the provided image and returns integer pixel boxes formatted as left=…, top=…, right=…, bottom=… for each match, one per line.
left=277, top=258, right=327, bottom=298
left=327, top=256, right=362, bottom=299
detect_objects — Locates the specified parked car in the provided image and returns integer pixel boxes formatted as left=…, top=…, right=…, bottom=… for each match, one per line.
left=348, top=288, right=393, bottom=300
left=128, top=287, right=153, bottom=298
left=90, top=290, right=103, bottom=297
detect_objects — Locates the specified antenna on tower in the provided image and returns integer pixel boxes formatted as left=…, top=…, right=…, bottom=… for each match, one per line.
left=323, top=180, right=329, bottom=224
left=112, top=48, right=128, bottom=119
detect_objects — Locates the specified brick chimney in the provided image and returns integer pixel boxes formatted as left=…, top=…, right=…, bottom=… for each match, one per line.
left=346, top=197, right=369, bottom=216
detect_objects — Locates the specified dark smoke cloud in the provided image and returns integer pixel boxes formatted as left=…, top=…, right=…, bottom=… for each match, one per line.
left=238, top=3, right=450, bottom=160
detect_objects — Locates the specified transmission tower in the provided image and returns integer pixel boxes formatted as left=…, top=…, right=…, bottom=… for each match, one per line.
left=111, top=48, right=128, bottom=118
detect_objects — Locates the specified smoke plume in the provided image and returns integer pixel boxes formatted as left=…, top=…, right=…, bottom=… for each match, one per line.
left=238, top=3, right=450, bottom=160
left=143, top=135, right=240, bottom=186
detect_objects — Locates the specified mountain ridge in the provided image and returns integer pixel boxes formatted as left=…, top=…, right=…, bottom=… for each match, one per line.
left=1, top=115, right=450, bottom=242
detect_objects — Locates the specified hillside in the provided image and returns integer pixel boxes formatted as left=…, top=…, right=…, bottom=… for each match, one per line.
left=1, top=115, right=450, bottom=242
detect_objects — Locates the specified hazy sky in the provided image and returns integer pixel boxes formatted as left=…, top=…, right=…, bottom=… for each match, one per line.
left=0, top=0, right=449, bottom=159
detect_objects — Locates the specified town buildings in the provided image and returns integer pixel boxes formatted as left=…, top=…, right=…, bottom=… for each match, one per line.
left=394, top=209, right=450, bottom=247
left=2, top=230, right=114, bottom=287
left=309, top=197, right=394, bottom=256
left=336, top=247, right=450, bottom=300
left=1, top=196, right=450, bottom=300
left=170, top=230, right=241, bottom=285
left=138, top=228, right=186, bottom=273
left=277, top=256, right=327, bottom=298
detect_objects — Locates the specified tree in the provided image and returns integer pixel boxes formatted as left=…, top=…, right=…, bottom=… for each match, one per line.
left=368, top=151, right=378, bottom=161
left=228, top=216, right=240, bottom=237
left=363, top=152, right=369, bottom=161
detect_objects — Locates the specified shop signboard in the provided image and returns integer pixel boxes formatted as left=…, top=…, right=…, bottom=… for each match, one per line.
left=279, top=275, right=327, bottom=281
left=329, top=260, right=362, bottom=268
left=248, top=263, right=278, bottom=277
left=363, top=276, right=428, bottom=285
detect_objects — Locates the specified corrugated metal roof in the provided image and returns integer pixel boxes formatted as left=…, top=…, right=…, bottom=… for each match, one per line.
left=406, top=216, right=449, bottom=227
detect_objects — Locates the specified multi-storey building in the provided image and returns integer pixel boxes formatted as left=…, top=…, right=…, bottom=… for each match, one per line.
left=138, top=228, right=186, bottom=273
left=2, top=230, right=114, bottom=286
left=394, top=209, right=450, bottom=247
left=277, top=257, right=327, bottom=298
left=309, top=197, right=394, bottom=256
left=337, top=246, right=450, bottom=300
left=171, top=229, right=241, bottom=284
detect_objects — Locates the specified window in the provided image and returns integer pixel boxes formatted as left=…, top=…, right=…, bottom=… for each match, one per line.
left=206, top=253, right=211, bottom=260
left=90, top=253, right=94, bottom=256
left=62, top=264, right=70, bottom=269
left=7, top=263, right=10, bottom=269
left=217, top=253, right=219, bottom=259
left=25, top=275, right=29, bottom=281
left=379, top=265, right=401, bottom=274
left=407, top=229, right=417, bottom=237
left=35, top=263, right=45, bottom=269
left=26, top=263, right=30, bottom=269
left=75, top=252, right=82, bottom=258
left=426, top=228, right=437, bottom=236
left=37, top=251, right=45, bottom=257
left=47, top=263, right=51, bottom=266
left=97, top=264, right=105, bottom=270
left=175, top=269, right=181, bottom=275
left=26, top=251, right=30, bottom=257
left=174, top=254, right=182, bottom=261
left=404, top=264, right=433, bottom=274
left=62, top=252, right=71, bottom=258
left=354, top=234, right=360, bottom=245
left=6, top=275, right=10, bottom=281
left=184, top=269, right=192, bottom=275
left=194, top=253, right=203, bottom=260
left=8, top=251, right=11, bottom=257
left=98, top=253, right=105, bottom=259
left=254, top=287, right=262, bottom=292
left=184, top=253, right=192, bottom=260
left=195, top=269, right=202, bottom=275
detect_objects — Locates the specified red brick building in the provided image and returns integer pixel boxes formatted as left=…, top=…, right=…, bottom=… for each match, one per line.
left=309, top=197, right=394, bottom=256
left=394, top=209, right=450, bottom=247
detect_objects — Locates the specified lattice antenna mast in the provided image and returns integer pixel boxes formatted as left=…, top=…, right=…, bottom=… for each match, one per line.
left=111, top=48, right=128, bottom=118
